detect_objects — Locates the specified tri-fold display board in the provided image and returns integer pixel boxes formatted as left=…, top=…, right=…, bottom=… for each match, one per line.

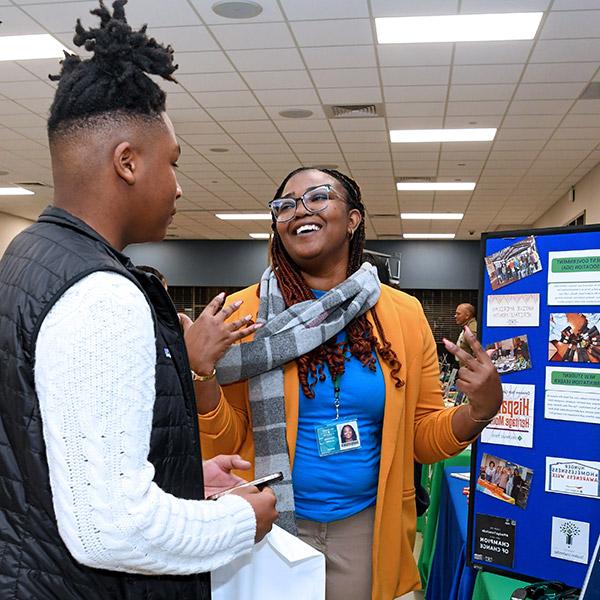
left=467, top=224, right=600, bottom=588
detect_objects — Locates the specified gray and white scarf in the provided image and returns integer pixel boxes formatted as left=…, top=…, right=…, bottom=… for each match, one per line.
left=216, top=263, right=381, bottom=533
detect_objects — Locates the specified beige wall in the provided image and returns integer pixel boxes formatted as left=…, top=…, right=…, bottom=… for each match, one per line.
left=0, top=212, right=34, bottom=257
left=534, top=161, right=600, bottom=228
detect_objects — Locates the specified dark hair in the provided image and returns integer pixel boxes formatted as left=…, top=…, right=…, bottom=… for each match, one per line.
left=48, top=0, right=178, bottom=138
left=269, top=166, right=403, bottom=398
left=136, top=265, right=167, bottom=286
left=340, top=424, right=358, bottom=444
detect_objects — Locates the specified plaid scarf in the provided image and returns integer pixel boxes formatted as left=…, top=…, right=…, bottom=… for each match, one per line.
left=216, top=263, right=381, bottom=533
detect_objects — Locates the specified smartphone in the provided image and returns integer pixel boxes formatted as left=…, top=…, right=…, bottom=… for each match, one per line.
left=206, top=472, right=283, bottom=500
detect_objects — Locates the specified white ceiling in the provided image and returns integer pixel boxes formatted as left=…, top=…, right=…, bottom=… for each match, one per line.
left=1, top=0, right=600, bottom=240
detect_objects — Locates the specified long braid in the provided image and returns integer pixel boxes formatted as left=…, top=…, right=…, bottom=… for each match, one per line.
left=270, top=167, right=403, bottom=398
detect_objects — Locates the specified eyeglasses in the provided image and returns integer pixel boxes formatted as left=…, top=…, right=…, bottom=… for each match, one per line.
left=268, top=184, right=344, bottom=223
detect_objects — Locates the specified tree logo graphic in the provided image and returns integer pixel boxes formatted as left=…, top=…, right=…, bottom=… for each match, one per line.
left=560, top=521, right=580, bottom=546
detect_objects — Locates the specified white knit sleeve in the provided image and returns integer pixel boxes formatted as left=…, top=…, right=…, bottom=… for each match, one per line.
left=35, top=271, right=256, bottom=575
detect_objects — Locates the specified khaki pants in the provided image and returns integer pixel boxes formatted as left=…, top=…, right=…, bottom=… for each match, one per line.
left=297, top=505, right=375, bottom=600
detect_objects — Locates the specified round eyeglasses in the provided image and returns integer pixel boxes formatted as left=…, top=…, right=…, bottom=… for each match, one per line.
left=268, top=184, right=343, bottom=223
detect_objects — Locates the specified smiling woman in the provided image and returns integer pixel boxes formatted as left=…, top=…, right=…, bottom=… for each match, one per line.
left=196, top=166, right=503, bottom=600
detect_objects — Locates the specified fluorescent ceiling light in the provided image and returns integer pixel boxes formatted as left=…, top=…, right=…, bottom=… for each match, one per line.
left=397, top=182, right=475, bottom=191
left=0, top=34, right=68, bottom=61
left=376, top=13, right=542, bottom=44
left=0, top=186, right=34, bottom=196
left=401, top=213, right=464, bottom=220
left=216, top=213, right=271, bottom=220
left=390, top=128, right=496, bottom=143
left=403, top=233, right=456, bottom=239
left=249, top=233, right=271, bottom=239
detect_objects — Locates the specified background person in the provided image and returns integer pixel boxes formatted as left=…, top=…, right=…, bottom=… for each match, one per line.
left=194, top=167, right=502, bottom=600
left=0, top=2, right=277, bottom=598
left=454, top=303, right=478, bottom=367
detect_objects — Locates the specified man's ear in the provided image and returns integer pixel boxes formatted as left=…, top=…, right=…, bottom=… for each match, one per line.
left=113, top=141, right=136, bottom=185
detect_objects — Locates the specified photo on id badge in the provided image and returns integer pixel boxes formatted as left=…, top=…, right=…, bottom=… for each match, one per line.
left=338, top=421, right=360, bottom=449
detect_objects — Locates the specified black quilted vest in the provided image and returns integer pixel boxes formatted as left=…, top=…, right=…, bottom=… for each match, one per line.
left=0, top=207, right=210, bottom=599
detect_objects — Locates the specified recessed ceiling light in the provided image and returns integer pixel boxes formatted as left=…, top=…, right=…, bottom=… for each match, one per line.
left=390, top=128, right=496, bottom=143
left=249, top=232, right=271, bottom=239
left=375, top=12, right=542, bottom=44
left=397, top=182, right=475, bottom=191
left=0, top=186, right=34, bottom=196
left=209, top=147, right=229, bottom=153
left=401, top=213, right=464, bottom=220
left=279, top=109, right=313, bottom=119
left=212, top=1, right=263, bottom=19
left=216, top=213, right=271, bottom=220
left=403, top=233, right=456, bottom=239
left=0, top=34, right=68, bottom=61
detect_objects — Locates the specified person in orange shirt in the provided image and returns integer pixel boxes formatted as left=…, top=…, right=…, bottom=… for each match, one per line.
left=187, top=167, right=502, bottom=600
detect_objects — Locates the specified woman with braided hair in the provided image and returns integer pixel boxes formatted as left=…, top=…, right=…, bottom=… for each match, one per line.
left=195, top=167, right=502, bottom=600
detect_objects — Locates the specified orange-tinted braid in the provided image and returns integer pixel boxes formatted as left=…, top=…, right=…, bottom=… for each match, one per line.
left=270, top=167, right=404, bottom=398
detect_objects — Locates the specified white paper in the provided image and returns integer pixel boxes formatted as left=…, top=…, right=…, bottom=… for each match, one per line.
left=548, top=249, right=600, bottom=305
left=546, top=457, right=600, bottom=500
left=487, top=293, right=540, bottom=327
left=481, top=383, right=535, bottom=448
left=551, top=516, right=590, bottom=564
left=545, top=366, right=600, bottom=425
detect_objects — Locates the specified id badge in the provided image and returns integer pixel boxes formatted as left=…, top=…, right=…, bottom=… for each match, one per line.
left=315, top=418, right=361, bottom=457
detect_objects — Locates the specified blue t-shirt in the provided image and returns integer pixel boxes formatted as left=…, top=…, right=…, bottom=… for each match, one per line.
left=292, top=292, right=385, bottom=522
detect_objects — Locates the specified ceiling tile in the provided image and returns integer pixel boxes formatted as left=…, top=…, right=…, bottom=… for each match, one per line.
left=454, top=41, right=534, bottom=65
left=205, top=106, right=269, bottom=121
left=16, top=2, right=94, bottom=33
left=178, top=72, right=248, bottom=92
left=175, top=52, right=234, bottom=74
left=370, top=0, right=458, bottom=17
left=254, top=88, right=320, bottom=106
left=531, top=39, right=600, bottom=63
left=377, top=43, right=453, bottom=67
left=0, top=63, right=38, bottom=83
left=301, top=45, right=376, bottom=69
left=446, top=101, right=509, bottom=115
left=508, top=99, right=573, bottom=115
left=450, top=84, right=516, bottom=101
left=242, top=70, right=312, bottom=90
left=318, top=87, right=382, bottom=104
left=383, top=86, right=447, bottom=102
left=149, top=26, right=219, bottom=52
left=210, top=23, right=295, bottom=50
left=514, top=82, right=585, bottom=100
left=541, top=10, right=600, bottom=39
left=381, top=66, right=450, bottom=86
left=226, top=48, right=304, bottom=71
left=122, top=0, right=202, bottom=28
left=452, top=64, right=524, bottom=85
left=290, top=19, right=373, bottom=47
left=280, top=0, right=369, bottom=19
left=310, top=68, right=379, bottom=88
left=329, top=118, right=386, bottom=131
left=461, top=0, right=550, bottom=10
left=1, top=81, right=55, bottom=99
left=192, top=90, right=258, bottom=107
left=522, top=62, right=597, bottom=83
left=384, top=102, right=445, bottom=117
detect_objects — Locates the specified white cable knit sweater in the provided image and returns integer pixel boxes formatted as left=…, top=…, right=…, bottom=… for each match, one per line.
left=34, top=271, right=256, bottom=575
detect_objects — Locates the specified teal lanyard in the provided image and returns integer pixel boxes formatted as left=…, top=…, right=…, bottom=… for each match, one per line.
left=333, top=374, right=341, bottom=420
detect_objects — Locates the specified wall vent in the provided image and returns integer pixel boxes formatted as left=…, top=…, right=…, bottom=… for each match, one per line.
left=396, top=176, right=435, bottom=183
left=323, top=103, right=385, bottom=119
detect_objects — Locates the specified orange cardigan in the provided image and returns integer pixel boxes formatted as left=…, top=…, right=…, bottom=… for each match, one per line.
left=199, top=284, right=470, bottom=600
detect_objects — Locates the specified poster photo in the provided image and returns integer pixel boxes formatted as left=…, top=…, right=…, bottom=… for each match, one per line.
left=551, top=516, right=590, bottom=565
left=481, top=383, right=535, bottom=448
left=485, top=335, right=532, bottom=374
left=545, top=366, right=600, bottom=425
left=484, top=235, right=542, bottom=291
left=546, top=457, right=600, bottom=500
left=477, top=453, right=534, bottom=509
left=548, top=249, right=600, bottom=306
left=474, top=513, right=516, bottom=568
left=549, top=313, right=600, bottom=363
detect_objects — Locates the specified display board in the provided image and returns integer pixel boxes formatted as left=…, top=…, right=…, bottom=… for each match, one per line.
left=467, top=224, right=600, bottom=588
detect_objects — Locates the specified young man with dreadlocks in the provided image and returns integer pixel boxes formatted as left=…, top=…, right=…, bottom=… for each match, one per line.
left=0, top=2, right=277, bottom=598
left=194, top=167, right=502, bottom=600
